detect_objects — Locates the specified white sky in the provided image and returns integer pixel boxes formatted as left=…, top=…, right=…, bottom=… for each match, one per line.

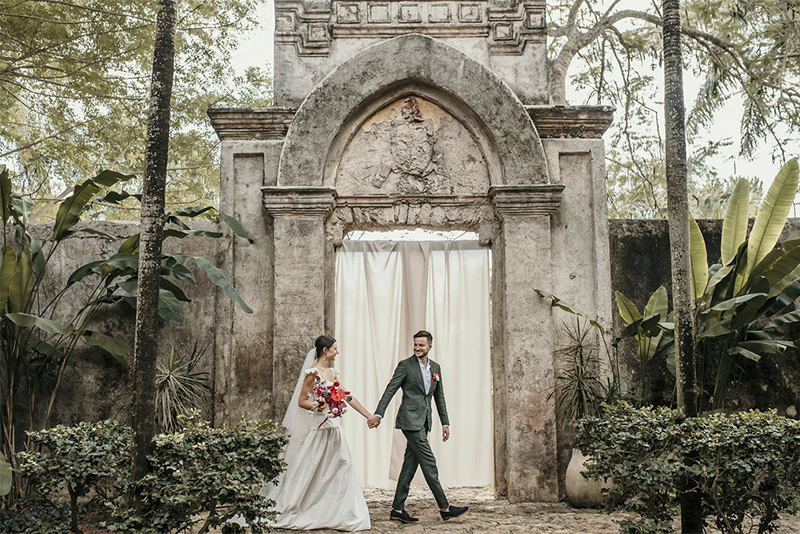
left=230, top=0, right=789, bottom=191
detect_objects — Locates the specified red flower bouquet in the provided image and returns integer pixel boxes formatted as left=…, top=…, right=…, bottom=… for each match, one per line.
left=309, top=381, right=350, bottom=428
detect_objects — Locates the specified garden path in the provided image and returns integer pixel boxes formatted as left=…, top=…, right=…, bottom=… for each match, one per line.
left=209, top=485, right=800, bottom=533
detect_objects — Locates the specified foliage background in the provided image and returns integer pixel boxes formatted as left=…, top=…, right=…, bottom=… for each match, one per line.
left=0, top=0, right=272, bottom=221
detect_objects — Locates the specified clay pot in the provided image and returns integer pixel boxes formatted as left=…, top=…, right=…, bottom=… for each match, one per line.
left=565, top=448, right=611, bottom=508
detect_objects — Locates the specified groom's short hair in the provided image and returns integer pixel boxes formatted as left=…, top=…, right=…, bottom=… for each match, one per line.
left=413, top=330, right=433, bottom=344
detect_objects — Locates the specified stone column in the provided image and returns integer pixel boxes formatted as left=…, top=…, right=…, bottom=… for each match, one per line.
left=490, top=184, right=563, bottom=503
left=263, top=186, right=336, bottom=419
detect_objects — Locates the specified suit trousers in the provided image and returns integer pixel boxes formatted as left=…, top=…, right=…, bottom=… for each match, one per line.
left=392, top=428, right=449, bottom=510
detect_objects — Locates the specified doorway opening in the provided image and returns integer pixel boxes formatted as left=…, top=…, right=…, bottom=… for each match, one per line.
left=335, top=229, right=494, bottom=488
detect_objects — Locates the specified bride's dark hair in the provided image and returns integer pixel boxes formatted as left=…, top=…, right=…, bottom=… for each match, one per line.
left=315, top=335, right=336, bottom=359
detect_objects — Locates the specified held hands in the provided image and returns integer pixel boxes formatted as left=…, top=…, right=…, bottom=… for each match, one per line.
left=367, top=415, right=382, bottom=429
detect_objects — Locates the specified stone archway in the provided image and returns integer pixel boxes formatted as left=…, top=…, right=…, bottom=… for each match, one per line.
left=263, top=34, right=563, bottom=502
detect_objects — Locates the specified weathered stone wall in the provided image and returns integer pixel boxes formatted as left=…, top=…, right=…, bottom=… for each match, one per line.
left=23, top=220, right=224, bottom=431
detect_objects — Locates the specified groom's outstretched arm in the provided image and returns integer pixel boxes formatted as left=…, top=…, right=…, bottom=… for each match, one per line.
left=374, top=360, right=406, bottom=417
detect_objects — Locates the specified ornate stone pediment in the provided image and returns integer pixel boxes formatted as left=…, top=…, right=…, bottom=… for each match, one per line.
left=275, top=0, right=545, bottom=56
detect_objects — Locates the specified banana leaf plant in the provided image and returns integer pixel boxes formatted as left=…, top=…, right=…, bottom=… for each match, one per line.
left=0, top=165, right=253, bottom=501
left=615, top=158, right=800, bottom=411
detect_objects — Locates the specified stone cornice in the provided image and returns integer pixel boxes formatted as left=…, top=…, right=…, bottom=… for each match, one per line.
left=489, top=184, right=564, bottom=216
left=208, top=108, right=296, bottom=141
left=208, top=105, right=615, bottom=141
left=262, top=186, right=337, bottom=216
left=526, top=105, right=615, bottom=139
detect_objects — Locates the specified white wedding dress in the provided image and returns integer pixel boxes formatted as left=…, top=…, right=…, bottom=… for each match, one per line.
left=262, top=368, right=371, bottom=531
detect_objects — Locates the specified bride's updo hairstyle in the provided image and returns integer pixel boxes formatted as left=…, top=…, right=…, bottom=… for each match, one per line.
left=315, top=335, right=336, bottom=359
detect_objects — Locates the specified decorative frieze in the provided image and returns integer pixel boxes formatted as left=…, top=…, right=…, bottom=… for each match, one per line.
left=275, top=0, right=545, bottom=55
left=275, top=1, right=333, bottom=56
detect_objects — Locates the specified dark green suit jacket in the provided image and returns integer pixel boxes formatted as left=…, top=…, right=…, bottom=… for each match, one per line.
left=375, top=356, right=449, bottom=431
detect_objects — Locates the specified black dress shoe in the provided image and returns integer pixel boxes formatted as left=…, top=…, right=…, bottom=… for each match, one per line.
left=440, top=505, right=469, bottom=520
left=390, top=509, right=419, bottom=523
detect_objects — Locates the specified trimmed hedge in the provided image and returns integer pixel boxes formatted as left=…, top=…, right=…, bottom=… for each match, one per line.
left=575, top=402, right=800, bottom=534
left=14, top=413, right=287, bottom=534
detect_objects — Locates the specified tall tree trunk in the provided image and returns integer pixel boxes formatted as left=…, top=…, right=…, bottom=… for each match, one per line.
left=130, top=0, right=177, bottom=502
left=662, top=1, right=702, bottom=531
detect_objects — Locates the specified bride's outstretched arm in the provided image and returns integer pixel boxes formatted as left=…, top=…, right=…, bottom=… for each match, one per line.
left=344, top=392, right=372, bottom=419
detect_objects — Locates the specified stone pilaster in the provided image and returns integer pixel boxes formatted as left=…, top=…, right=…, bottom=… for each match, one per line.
left=490, top=184, right=563, bottom=503
left=263, top=186, right=336, bottom=418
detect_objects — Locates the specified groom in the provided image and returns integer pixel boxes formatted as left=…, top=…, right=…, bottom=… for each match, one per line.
left=367, top=330, right=469, bottom=523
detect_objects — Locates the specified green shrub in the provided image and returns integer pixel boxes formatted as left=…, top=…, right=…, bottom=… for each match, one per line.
left=575, top=402, right=800, bottom=534
left=13, top=414, right=287, bottom=534
left=16, top=420, right=130, bottom=533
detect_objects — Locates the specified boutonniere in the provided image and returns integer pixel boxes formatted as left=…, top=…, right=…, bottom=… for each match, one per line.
left=432, top=372, right=440, bottom=383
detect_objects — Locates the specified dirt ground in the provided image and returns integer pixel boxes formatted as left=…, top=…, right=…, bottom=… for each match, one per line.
left=254, top=485, right=800, bottom=534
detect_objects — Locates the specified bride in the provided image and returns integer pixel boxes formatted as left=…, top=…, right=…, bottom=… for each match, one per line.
left=263, top=335, right=373, bottom=531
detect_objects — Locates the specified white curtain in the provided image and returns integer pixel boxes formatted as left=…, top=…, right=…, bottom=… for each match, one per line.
left=335, top=240, right=493, bottom=488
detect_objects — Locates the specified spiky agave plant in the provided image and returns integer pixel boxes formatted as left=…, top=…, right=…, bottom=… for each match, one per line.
left=155, top=340, right=212, bottom=432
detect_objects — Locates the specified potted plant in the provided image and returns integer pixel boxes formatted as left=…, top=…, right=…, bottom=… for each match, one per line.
left=550, top=316, right=624, bottom=507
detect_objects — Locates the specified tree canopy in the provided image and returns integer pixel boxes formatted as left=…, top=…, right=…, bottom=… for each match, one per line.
left=548, top=0, right=799, bottom=218
left=0, top=0, right=271, bottom=220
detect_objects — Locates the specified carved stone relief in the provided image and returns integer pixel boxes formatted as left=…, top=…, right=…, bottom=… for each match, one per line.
left=335, top=96, right=490, bottom=196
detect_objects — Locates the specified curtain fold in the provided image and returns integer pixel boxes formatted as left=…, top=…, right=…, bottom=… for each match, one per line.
left=335, top=240, right=493, bottom=488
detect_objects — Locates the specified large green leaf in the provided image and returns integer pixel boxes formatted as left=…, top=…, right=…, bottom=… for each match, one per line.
left=51, top=170, right=132, bottom=241
left=721, top=178, right=750, bottom=265
left=28, top=335, right=64, bottom=360
left=698, top=320, right=733, bottom=339
left=5, top=312, right=63, bottom=334
left=67, top=259, right=110, bottom=286
left=736, top=339, right=793, bottom=354
left=0, top=451, right=11, bottom=496
left=752, top=239, right=800, bottom=294
left=689, top=215, right=708, bottom=302
left=159, top=289, right=186, bottom=323
left=730, top=293, right=769, bottom=331
left=29, top=235, right=45, bottom=277
left=706, top=261, right=737, bottom=307
left=163, top=228, right=223, bottom=240
left=765, top=310, right=800, bottom=330
left=219, top=211, right=255, bottom=243
left=118, top=234, right=140, bottom=254
left=8, top=250, right=32, bottom=312
left=161, top=257, right=195, bottom=284
left=762, top=277, right=800, bottom=317
left=615, top=291, right=642, bottom=324
left=745, top=158, right=800, bottom=281
left=532, top=288, right=606, bottom=335
left=168, top=205, right=215, bottom=219
left=83, top=330, right=129, bottom=363
left=706, top=292, right=768, bottom=313
left=644, top=286, right=669, bottom=319
left=190, top=255, right=253, bottom=314
left=726, top=346, right=762, bottom=362
left=0, top=246, right=16, bottom=311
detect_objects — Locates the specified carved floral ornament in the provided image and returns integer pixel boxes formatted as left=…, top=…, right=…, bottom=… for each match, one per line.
left=275, top=0, right=546, bottom=56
